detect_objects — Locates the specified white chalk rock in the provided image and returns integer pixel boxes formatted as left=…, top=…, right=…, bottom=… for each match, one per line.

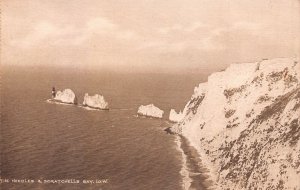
left=170, top=58, right=300, bottom=190
left=83, top=93, right=109, bottom=110
left=137, top=104, right=164, bottom=118
left=54, top=89, right=77, bottom=104
left=169, top=109, right=185, bottom=122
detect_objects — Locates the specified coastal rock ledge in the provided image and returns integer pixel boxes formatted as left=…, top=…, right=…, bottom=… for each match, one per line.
left=170, top=58, right=300, bottom=190
left=137, top=104, right=164, bottom=118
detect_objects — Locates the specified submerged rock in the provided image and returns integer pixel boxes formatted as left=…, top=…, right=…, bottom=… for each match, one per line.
left=137, top=104, right=164, bottom=118
left=53, top=89, right=77, bottom=104
left=82, top=93, right=109, bottom=110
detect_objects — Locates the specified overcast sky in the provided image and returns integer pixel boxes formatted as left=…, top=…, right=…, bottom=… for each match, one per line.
left=2, top=0, right=300, bottom=73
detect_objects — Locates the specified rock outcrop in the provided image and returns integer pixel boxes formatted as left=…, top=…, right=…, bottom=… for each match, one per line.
left=53, top=89, right=78, bottom=104
left=82, top=93, right=109, bottom=110
left=169, top=109, right=185, bottom=122
left=137, top=104, right=164, bottom=118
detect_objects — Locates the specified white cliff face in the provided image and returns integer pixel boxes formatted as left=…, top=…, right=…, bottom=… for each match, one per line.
left=137, top=104, right=164, bottom=118
left=169, top=109, right=185, bottom=122
left=54, top=89, right=77, bottom=104
left=171, top=58, right=300, bottom=190
left=82, top=93, right=109, bottom=110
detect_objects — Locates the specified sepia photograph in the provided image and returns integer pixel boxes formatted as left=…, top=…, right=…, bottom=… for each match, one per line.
left=1, top=0, right=300, bottom=189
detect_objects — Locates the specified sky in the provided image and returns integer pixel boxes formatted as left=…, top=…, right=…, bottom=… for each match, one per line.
left=2, top=0, right=300, bottom=73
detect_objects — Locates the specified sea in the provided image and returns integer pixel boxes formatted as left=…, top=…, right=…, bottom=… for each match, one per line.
left=1, top=66, right=208, bottom=190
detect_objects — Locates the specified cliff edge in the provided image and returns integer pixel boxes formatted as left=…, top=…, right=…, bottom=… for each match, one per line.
left=171, top=58, right=300, bottom=189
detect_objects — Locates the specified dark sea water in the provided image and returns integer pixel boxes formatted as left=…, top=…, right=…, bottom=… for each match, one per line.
left=1, top=66, right=207, bottom=190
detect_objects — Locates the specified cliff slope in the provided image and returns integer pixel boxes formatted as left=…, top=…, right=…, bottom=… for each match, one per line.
left=171, top=58, right=300, bottom=189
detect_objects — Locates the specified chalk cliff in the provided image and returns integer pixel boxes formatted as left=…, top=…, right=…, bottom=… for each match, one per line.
left=171, top=58, right=300, bottom=189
